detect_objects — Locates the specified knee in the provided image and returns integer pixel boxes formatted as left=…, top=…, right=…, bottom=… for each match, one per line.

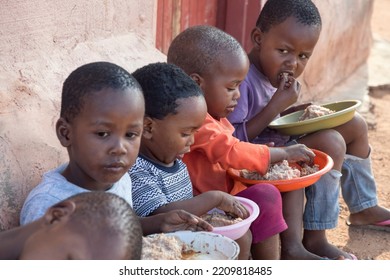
left=313, top=130, right=346, bottom=165
left=351, top=113, right=369, bottom=136
left=252, top=183, right=281, bottom=201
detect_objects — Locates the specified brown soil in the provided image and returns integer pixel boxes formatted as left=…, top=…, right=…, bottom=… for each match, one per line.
left=326, top=0, right=390, bottom=260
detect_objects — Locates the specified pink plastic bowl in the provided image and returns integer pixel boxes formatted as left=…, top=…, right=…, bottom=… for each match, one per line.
left=210, top=196, right=260, bottom=240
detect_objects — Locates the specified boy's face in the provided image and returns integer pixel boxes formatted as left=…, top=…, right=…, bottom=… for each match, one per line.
left=198, top=52, right=249, bottom=120
left=59, top=88, right=144, bottom=190
left=143, top=96, right=207, bottom=166
left=251, top=16, right=321, bottom=88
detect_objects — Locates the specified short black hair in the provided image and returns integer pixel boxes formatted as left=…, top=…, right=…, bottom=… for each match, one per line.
left=132, top=62, right=203, bottom=119
left=167, top=25, right=246, bottom=76
left=66, top=192, right=142, bottom=260
left=257, top=0, right=322, bottom=33
left=61, top=61, right=141, bottom=122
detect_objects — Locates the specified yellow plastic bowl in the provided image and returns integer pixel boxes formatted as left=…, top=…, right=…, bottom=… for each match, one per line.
left=268, top=100, right=362, bottom=135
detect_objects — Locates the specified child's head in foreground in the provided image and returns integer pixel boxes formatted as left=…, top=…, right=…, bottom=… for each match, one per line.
left=132, top=62, right=207, bottom=166
left=57, top=61, right=145, bottom=191
left=249, top=0, right=322, bottom=87
left=167, top=25, right=249, bottom=120
left=20, top=191, right=142, bottom=260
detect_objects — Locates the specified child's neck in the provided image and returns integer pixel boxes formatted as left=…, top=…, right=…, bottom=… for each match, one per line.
left=139, top=152, right=174, bottom=168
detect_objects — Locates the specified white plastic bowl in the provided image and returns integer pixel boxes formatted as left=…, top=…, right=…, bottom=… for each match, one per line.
left=209, top=196, right=260, bottom=240
left=165, top=231, right=240, bottom=260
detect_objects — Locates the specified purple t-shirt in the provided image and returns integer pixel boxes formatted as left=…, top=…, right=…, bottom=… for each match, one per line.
left=228, top=63, right=289, bottom=147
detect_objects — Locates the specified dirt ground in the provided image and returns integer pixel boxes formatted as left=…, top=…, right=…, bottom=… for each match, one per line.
left=326, top=0, right=390, bottom=260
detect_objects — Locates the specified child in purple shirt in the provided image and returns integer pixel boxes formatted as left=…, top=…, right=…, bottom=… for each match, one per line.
left=227, top=0, right=381, bottom=260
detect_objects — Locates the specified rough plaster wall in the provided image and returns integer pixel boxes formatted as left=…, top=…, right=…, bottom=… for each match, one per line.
left=300, top=0, right=374, bottom=103
left=0, top=0, right=374, bottom=230
left=0, top=0, right=165, bottom=230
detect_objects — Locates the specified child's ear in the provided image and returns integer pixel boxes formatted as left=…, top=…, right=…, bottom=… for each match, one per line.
left=56, top=117, right=71, bottom=147
left=190, top=73, right=203, bottom=87
left=251, top=27, right=262, bottom=48
left=44, top=200, right=76, bottom=225
left=142, top=116, right=154, bottom=139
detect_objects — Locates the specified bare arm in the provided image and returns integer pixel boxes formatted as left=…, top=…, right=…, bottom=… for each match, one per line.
left=269, top=144, right=315, bottom=164
left=0, top=220, right=41, bottom=260
left=140, top=210, right=213, bottom=235
left=152, top=191, right=249, bottom=219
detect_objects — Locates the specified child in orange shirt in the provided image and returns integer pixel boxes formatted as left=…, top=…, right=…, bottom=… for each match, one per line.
left=168, top=25, right=315, bottom=259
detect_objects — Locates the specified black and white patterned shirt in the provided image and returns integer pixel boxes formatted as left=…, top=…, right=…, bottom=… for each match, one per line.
left=129, top=155, right=193, bottom=217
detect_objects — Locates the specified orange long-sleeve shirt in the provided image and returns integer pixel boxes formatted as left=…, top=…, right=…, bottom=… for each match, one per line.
left=183, top=114, right=270, bottom=195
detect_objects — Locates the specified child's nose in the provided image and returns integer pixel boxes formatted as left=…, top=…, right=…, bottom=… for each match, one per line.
left=187, top=133, right=195, bottom=147
left=285, top=55, right=298, bottom=70
left=110, top=138, right=127, bottom=155
left=234, top=88, right=241, bottom=100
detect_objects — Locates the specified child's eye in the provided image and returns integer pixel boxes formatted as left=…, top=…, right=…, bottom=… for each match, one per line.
left=97, top=132, right=109, bottom=138
left=278, top=49, right=288, bottom=54
left=126, top=132, right=138, bottom=139
left=299, top=53, right=309, bottom=60
left=227, top=87, right=236, bottom=92
left=181, top=133, right=191, bottom=137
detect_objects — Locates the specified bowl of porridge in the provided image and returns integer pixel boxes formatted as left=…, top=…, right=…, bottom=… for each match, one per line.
left=201, top=196, right=260, bottom=240
left=227, top=149, right=333, bottom=192
left=268, top=100, right=361, bottom=135
left=141, top=231, right=240, bottom=260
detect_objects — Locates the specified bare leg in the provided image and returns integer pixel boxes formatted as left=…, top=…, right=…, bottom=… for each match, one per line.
left=236, top=230, right=252, bottom=260
left=251, top=234, right=280, bottom=260
left=280, top=189, right=322, bottom=259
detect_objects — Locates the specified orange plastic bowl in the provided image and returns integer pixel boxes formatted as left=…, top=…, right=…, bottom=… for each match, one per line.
left=227, top=149, right=334, bottom=192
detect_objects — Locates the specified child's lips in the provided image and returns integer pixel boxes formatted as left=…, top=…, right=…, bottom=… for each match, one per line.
left=227, top=103, right=237, bottom=112
left=105, top=162, right=126, bottom=173
left=176, top=149, right=190, bottom=159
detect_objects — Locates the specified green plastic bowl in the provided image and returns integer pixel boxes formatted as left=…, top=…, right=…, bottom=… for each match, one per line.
left=268, top=100, right=362, bottom=135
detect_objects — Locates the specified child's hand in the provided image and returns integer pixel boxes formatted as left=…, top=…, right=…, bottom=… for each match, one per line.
left=160, top=209, right=213, bottom=233
left=284, top=144, right=315, bottom=163
left=270, top=74, right=301, bottom=112
left=218, top=193, right=250, bottom=219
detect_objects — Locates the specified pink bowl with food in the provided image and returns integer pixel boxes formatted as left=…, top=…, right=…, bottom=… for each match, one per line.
left=207, top=196, right=260, bottom=240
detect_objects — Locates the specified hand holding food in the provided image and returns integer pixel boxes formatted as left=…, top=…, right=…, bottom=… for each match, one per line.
left=270, top=73, right=302, bottom=112
left=160, top=209, right=213, bottom=233
left=214, top=193, right=250, bottom=219
left=284, top=144, right=315, bottom=163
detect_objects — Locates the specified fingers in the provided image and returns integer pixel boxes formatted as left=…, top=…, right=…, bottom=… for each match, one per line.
left=227, top=199, right=250, bottom=219
left=177, top=210, right=213, bottom=232
left=194, top=219, right=213, bottom=232
left=287, top=78, right=301, bottom=93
